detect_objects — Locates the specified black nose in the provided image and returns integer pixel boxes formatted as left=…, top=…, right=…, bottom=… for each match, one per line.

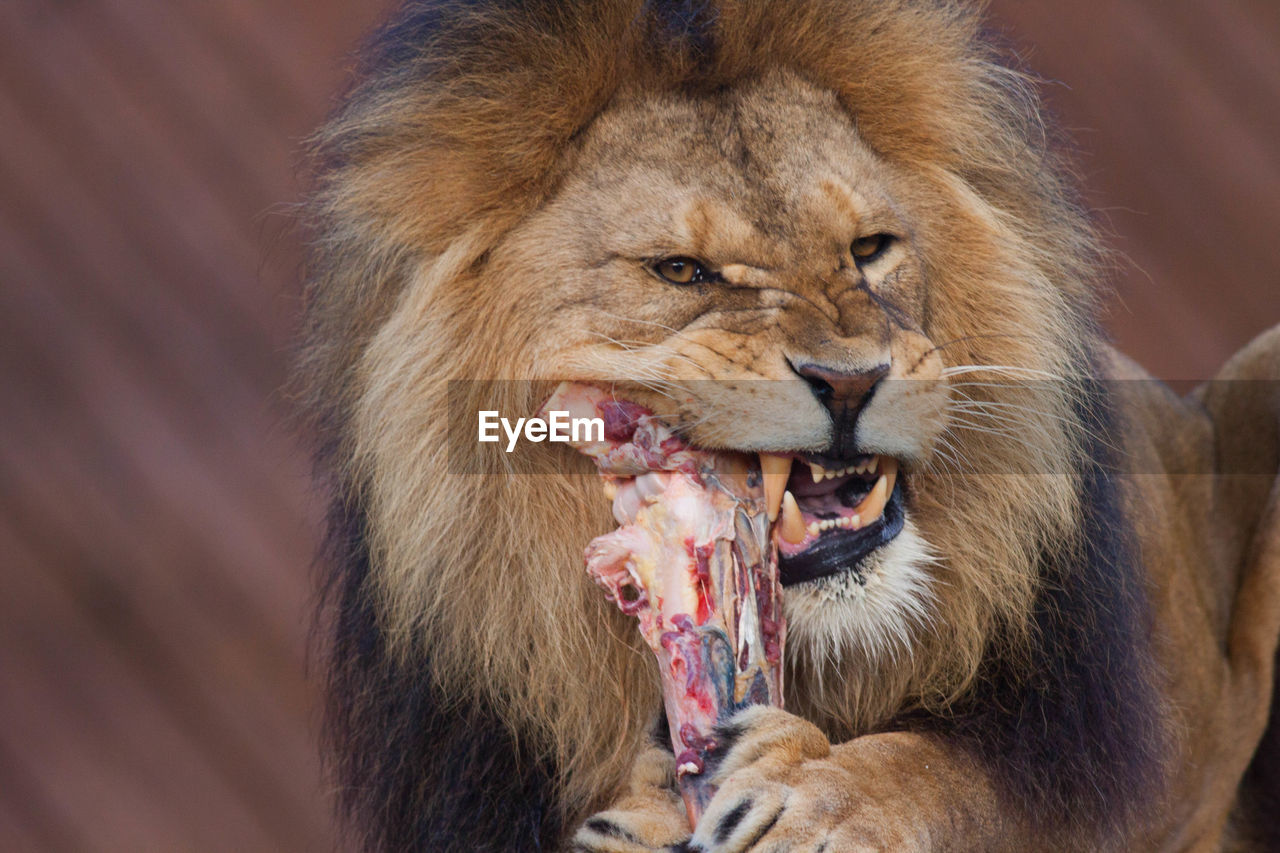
left=794, top=362, right=888, bottom=458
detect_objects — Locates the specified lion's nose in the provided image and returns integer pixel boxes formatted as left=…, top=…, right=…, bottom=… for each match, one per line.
left=794, top=362, right=889, bottom=457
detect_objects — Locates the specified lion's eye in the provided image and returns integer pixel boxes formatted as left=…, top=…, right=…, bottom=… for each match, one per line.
left=851, top=234, right=893, bottom=264
left=652, top=256, right=712, bottom=285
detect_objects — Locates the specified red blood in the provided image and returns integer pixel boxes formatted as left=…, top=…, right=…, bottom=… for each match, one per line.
left=685, top=661, right=703, bottom=698
left=679, top=723, right=715, bottom=752
left=692, top=544, right=713, bottom=583
left=599, top=400, right=648, bottom=441
left=675, top=458, right=702, bottom=481
left=687, top=541, right=714, bottom=624
left=616, top=587, right=648, bottom=615
left=756, top=586, right=777, bottom=626
left=667, top=653, right=688, bottom=686
left=765, top=640, right=781, bottom=663
left=659, top=435, right=688, bottom=455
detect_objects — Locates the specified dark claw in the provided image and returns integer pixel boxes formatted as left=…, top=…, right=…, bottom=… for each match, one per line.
left=714, top=799, right=752, bottom=843
left=711, top=720, right=747, bottom=749
left=702, top=720, right=747, bottom=778
left=583, top=817, right=642, bottom=844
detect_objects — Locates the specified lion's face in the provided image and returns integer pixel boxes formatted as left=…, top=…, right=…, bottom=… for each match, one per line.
left=521, top=74, right=947, bottom=458
left=462, top=70, right=1069, bottom=681
left=315, top=0, right=1119, bottom=829
left=353, top=65, right=1090, bottom=753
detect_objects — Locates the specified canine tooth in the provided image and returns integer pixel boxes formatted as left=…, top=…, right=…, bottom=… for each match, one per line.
left=880, top=457, right=898, bottom=496
left=779, top=491, right=806, bottom=544
left=759, top=453, right=792, bottom=522
left=855, top=474, right=889, bottom=522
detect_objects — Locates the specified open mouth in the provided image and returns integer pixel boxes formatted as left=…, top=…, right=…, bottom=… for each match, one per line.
left=757, top=453, right=905, bottom=587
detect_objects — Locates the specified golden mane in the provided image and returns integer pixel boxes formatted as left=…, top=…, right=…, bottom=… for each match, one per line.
left=299, top=0, right=1119, bottom=846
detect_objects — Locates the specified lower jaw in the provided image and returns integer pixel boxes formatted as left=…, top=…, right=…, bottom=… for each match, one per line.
left=778, top=484, right=906, bottom=587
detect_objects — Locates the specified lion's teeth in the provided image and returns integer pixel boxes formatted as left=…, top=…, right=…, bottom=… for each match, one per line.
left=805, top=458, right=884, bottom=481
left=779, top=491, right=806, bottom=543
left=602, top=480, right=618, bottom=500
left=880, top=457, right=898, bottom=496
left=759, top=453, right=792, bottom=522
left=855, top=473, right=890, bottom=522
left=807, top=521, right=821, bottom=537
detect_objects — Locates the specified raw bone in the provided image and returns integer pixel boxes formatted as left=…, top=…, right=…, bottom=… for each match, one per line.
left=540, top=383, right=785, bottom=825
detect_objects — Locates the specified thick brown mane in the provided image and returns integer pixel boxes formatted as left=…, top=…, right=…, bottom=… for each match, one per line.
left=298, top=2, right=1160, bottom=850
left=302, top=0, right=1098, bottom=424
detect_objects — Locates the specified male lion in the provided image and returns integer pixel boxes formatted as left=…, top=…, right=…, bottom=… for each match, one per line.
left=298, top=1, right=1280, bottom=850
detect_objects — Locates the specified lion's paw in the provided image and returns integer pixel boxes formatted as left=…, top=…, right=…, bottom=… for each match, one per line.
left=687, top=707, right=919, bottom=852
left=570, top=747, right=691, bottom=853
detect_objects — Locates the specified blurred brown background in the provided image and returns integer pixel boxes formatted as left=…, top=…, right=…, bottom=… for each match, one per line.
left=0, top=1, right=1276, bottom=850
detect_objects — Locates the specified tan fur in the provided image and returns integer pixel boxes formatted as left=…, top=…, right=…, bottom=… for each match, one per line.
left=302, top=0, right=1280, bottom=848
left=570, top=747, right=689, bottom=852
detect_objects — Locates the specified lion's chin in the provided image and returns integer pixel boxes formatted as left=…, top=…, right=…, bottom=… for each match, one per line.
left=782, top=519, right=937, bottom=662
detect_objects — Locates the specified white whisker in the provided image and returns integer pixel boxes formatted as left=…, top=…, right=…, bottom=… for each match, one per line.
left=941, top=364, right=1070, bottom=381
left=585, top=309, right=685, bottom=336
left=947, top=392, right=1120, bottom=453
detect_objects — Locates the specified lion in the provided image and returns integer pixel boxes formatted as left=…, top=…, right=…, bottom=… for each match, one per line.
left=297, top=1, right=1280, bottom=850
